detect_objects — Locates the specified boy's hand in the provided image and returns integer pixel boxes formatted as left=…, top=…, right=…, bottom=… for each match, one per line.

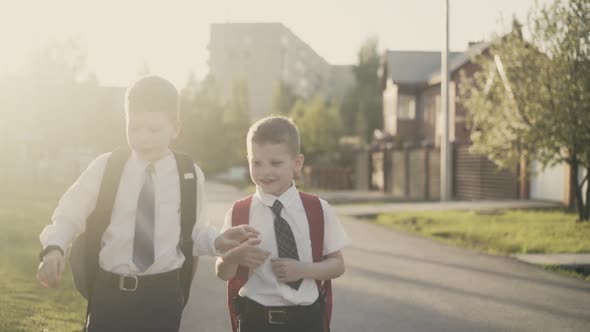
left=36, top=250, right=66, bottom=288
left=271, top=258, right=306, bottom=283
left=215, top=225, right=260, bottom=253
left=223, top=238, right=270, bottom=269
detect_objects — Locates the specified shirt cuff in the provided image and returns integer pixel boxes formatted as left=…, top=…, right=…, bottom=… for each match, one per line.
left=209, top=231, right=223, bottom=257
left=192, top=227, right=222, bottom=257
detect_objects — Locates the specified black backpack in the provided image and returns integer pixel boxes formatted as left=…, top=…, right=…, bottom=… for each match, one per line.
left=69, top=147, right=198, bottom=306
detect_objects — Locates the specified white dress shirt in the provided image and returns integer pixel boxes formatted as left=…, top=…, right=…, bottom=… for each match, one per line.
left=40, top=150, right=219, bottom=275
left=221, top=184, right=350, bottom=306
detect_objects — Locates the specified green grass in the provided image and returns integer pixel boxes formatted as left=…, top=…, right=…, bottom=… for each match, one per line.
left=375, top=209, right=590, bottom=255
left=0, top=194, right=86, bottom=332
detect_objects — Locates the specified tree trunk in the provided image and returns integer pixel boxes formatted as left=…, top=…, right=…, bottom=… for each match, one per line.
left=584, top=166, right=590, bottom=222
left=571, top=158, right=588, bottom=221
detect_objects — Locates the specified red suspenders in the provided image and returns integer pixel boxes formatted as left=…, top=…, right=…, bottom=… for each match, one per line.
left=227, top=195, right=251, bottom=332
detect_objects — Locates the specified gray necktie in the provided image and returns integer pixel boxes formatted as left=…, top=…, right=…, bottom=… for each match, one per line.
left=271, top=200, right=303, bottom=290
left=133, top=164, right=155, bottom=272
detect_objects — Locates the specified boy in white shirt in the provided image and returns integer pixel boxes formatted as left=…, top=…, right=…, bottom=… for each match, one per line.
left=36, top=75, right=257, bottom=332
left=216, top=116, right=349, bottom=332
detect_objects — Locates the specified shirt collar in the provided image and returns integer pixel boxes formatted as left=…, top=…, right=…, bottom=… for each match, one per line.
left=255, top=182, right=299, bottom=209
left=130, top=149, right=174, bottom=172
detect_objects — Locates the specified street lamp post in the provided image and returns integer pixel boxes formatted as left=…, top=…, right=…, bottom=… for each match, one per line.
left=440, top=0, right=452, bottom=201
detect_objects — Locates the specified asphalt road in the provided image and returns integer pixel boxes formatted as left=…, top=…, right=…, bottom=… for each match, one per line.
left=180, top=182, right=590, bottom=332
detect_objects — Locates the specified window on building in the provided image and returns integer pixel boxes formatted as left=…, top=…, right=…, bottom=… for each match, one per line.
left=398, top=94, right=416, bottom=120
left=281, top=34, right=289, bottom=47
left=295, top=60, right=306, bottom=73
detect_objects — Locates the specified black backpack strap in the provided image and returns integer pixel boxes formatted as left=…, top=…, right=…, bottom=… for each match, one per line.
left=173, top=151, right=197, bottom=306
left=84, top=147, right=131, bottom=300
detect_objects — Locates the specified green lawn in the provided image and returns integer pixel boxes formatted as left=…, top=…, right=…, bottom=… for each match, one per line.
left=375, top=209, right=590, bottom=255
left=0, top=194, right=86, bottom=332
left=376, top=209, right=590, bottom=281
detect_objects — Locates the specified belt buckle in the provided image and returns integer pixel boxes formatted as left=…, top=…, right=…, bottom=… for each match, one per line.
left=119, top=275, right=138, bottom=291
left=268, top=310, right=286, bottom=325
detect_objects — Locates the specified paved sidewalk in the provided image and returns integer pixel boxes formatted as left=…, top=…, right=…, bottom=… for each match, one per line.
left=330, top=199, right=563, bottom=217
left=512, top=254, right=590, bottom=266
left=512, top=254, right=590, bottom=276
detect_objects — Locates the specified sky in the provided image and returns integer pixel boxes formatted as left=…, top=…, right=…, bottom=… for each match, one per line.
left=0, top=0, right=551, bottom=88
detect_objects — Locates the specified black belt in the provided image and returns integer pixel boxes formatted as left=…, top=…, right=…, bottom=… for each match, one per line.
left=236, top=296, right=321, bottom=325
left=97, top=268, right=180, bottom=292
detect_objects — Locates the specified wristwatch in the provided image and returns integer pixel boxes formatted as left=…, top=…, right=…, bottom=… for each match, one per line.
left=39, top=245, right=65, bottom=262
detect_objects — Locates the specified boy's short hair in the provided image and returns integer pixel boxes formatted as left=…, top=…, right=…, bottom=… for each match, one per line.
left=125, top=75, right=179, bottom=121
left=247, top=116, right=300, bottom=156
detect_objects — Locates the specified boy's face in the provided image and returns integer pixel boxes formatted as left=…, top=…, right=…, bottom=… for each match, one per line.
left=126, top=111, right=179, bottom=161
left=248, top=142, right=303, bottom=197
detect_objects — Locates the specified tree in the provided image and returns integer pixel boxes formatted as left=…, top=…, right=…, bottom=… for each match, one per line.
left=177, top=74, right=229, bottom=174
left=341, top=38, right=383, bottom=142
left=271, top=80, right=300, bottom=115
left=223, top=79, right=251, bottom=166
left=459, top=0, right=590, bottom=221
left=178, top=76, right=251, bottom=174
left=5, top=40, right=107, bottom=155
left=291, top=95, right=342, bottom=164
left=0, top=39, right=116, bottom=187
left=25, top=40, right=100, bottom=153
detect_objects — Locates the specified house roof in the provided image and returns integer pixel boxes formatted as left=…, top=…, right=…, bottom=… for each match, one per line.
left=382, top=41, right=493, bottom=87
left=382, top=51, right=463, bottom=85
left=427, top=41, right=492, bottom=85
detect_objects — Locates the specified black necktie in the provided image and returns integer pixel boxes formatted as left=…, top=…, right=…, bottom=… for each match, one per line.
left=271, top=200, right=302, bottom=290
left=133, top=164, right=155, bottom=272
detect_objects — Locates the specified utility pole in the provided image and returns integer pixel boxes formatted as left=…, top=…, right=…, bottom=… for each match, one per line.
left=440, top=0, right=452, bottom=200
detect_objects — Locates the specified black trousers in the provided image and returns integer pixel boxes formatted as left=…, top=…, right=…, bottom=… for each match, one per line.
left=86, top=270, right=183, bottom=332
left=237, top=297, right=325, bottom=332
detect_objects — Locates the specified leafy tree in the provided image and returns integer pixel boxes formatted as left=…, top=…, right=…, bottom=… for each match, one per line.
left=341, top=38, right=382, bottom=142
left=178, top=76, right=251, bottom=174
left=291, top=95, right=342, bottom=164
left=0, top=39, right=115, bottom=187
left=271, top=80, right=300, bottom=115
left=177, top=74, right=229, bottom=173
left=223, top=79, right=251, bottom=166
left=26, top=40, right=100, bottom=152
left=459, top=0, right=590, bottom=221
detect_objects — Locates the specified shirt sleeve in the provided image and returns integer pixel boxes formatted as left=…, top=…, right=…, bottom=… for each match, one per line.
left=190, top=164, right=221, bottom=256
left=320, top=199, right=351, bottom=256
left=220, top=208, right=233, bottom=233
left=39, top=153, right=110, bottom=252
